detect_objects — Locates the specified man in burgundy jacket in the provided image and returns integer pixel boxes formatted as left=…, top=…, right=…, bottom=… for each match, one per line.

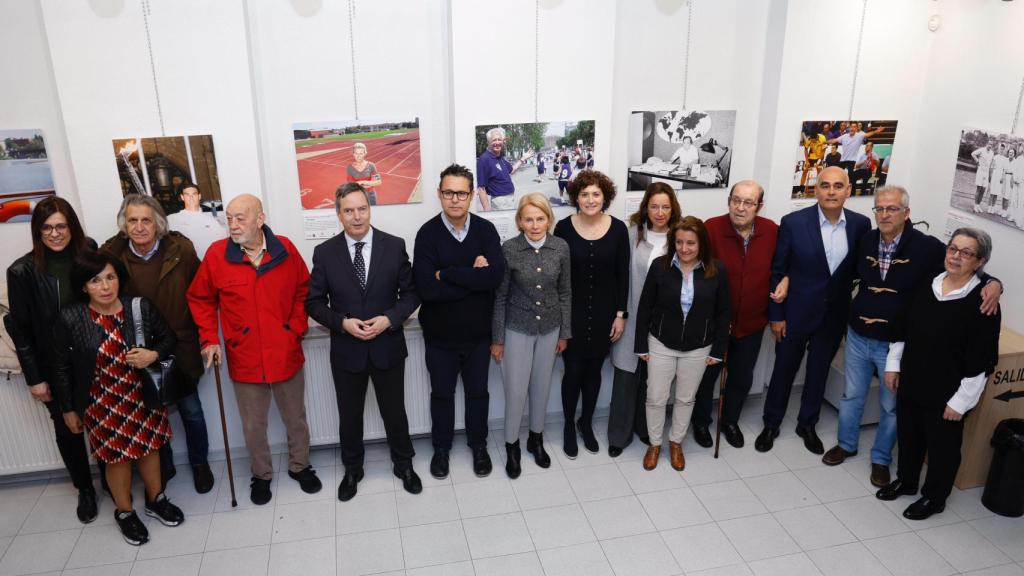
left=691, top=180, right=779, bottom=449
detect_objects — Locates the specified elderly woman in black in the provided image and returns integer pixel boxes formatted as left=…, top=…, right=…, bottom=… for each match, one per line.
left=554, top=170, right=629, bottom=458
left=5, top=198, right=99, bottom=523
left=876, top=228, right=1001, bottom=520
left=53, top=251, right=184, bottom=545
left=635, top=217, right=730, bottom=472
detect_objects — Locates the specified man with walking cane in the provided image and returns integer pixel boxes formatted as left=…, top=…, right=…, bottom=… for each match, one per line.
left=188, top=194, right=322, bottom=506
left=692, top=181, right=780, bottom=450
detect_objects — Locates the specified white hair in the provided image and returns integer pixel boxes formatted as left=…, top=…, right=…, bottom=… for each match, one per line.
left=486, top=127, right=506, bottom=143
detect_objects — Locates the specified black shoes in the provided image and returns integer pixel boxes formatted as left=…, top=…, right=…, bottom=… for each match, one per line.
left=192, top=463, right=215, bottom=494
left=430, top=449, right=450, bottom=479
left=822, top=445, right=858, bottom=466
left=796, top=426, right=824, bottom=455
left=77, top=488, right=98, bottom=524
left=875, top=479, right=918, bottom=501
left=608, top=445, right=623, bottom=458
left=337, top=469, right=364, bottom=502
left=903, top=497, right=945, bottom=520
left=250, top=477, right=272, bottom=505
left=692, top=424, right=713, bottom=448
left=563, top=422, right=578, bottom=460
left=722, top=423, right=744, bottom=448
left=577, top=420, right=599, bottom=454
left=505, top=441, right=522, bottom=479
left=394, top=466, right=423, bottom=495
left=288, top=466, right=323, bottom=494
left=115, top=509, right=149, bottom=546
left=472, top=447, right=493, bottom=477
left=144, top=492, right=184, bottom=527
left=870, top=464, right=891, bottom=488
left=754, top=427, right=779, bottom=452
left=527, top=431, right=551, bottom=468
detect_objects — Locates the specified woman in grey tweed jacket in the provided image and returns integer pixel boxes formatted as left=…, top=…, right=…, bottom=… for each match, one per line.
left=491, top=193, right=572, bottom=479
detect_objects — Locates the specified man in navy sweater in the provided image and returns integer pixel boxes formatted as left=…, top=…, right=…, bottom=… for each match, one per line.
left=822, top=186, right=1002, bottom=487
left=414, top=164, right=506, bottom=479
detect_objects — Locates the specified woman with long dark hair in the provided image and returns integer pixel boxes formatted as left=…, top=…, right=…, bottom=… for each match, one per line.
left=5, top=197, right=97, bottom=523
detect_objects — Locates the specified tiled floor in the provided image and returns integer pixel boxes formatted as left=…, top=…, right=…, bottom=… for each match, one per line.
left=1, top=393, right=1023, bottom=576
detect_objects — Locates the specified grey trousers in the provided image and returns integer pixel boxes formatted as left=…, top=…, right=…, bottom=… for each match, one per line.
left=502, top=327, right=560, bottom=444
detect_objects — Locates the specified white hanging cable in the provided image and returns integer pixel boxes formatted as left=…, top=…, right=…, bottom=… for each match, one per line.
left=848, top=0, right=868, bottom=120
left=682, top=0, right=693, bottom=109
left=1011, top=77, right=1024, bottom=134
left=534, top=0, right=540, bottom=122
left=347, top=0, right=360, bottom=120
left=141, top=0, right=166, bottom=136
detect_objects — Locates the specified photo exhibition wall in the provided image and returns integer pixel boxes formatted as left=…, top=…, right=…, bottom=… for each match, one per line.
left=3, top=0, right=1024, bottom=472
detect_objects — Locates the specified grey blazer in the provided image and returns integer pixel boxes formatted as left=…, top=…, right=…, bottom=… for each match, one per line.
left=611, top=224, right=666, bottom=372
left=492, top=233, right=572, bottom=343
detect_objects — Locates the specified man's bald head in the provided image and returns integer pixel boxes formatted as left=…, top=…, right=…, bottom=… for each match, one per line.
left=226, top=194, right=267, bottom=249
left=815, top=166, right=851, bottom=215
left=817, top=166, right=849, bottom=184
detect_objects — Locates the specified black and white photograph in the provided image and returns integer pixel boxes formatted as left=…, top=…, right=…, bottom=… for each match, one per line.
left=950, top=127, right=1024, bottom=231
left=791, top=119, right=898, bottom=199
left=473, top=120, right=596, bottom=211
left=626, top=109, right=736, bottom=192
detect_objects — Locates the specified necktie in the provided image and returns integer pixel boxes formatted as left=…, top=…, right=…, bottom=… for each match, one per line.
left=354, top=241, right=366, bottom=289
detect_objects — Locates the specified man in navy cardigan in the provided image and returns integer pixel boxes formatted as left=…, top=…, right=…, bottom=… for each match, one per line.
left=414, top=164, right=506, bottom=479
left=821, top=186, right=1002, bottom=486
left=755, top=166, right=871, bottom=455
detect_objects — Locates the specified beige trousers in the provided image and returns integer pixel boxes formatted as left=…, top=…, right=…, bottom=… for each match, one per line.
left=645, top=337, right=711, bottom=445
left=233, top=369, right=311, bottom=480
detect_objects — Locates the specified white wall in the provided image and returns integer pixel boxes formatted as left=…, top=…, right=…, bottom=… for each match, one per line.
left=0, top=0, right=80, bottom=273
left=907, top=0, right=1024, bottom=331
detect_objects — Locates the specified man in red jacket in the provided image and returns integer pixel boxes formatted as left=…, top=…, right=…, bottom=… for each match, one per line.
left=691, top=180, right=780, bottom=449
left=187, top=194, right=321, bottom=505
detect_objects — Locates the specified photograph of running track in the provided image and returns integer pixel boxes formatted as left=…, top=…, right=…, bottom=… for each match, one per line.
left=293, top=118, right=422, bottom=208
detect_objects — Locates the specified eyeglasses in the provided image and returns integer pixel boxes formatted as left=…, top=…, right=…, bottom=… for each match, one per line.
left=41, top=223, right=69, bottom=235
left=728, top=197, right=760, bottom=209
left=946, top=245, right=978, bottom=259
left=440, top=190, right=471, bottom=201
left=871, top=206, right=904, bottom=214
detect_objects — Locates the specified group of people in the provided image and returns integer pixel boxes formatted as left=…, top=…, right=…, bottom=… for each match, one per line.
left=971, top=140, right=1024, bottom=228
left=799, top=121, right=889, bottom=197
left=5, top=162, right=1004, bottom=547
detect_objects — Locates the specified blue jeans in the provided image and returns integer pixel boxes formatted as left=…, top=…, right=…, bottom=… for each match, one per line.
left=837, top=327, right=897, bottom=465
left=160, top=391, right=210, bottom=470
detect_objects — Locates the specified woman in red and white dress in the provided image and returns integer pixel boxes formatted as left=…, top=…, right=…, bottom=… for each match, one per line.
left=53, top=250, right=183, bottom=546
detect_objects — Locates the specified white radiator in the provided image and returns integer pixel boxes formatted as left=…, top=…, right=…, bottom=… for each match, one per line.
left=0, top=373, right=65, bottom=475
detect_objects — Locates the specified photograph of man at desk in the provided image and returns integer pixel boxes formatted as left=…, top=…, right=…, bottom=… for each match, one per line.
left=626, top=109, right=737, bottom=192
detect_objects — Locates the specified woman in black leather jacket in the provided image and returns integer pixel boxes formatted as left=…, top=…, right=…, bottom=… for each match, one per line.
left=4, top=197, right=98, bottom=523
left=52, top=250, right=184, bottom=546
left=635, top=216, right=730, bottom=472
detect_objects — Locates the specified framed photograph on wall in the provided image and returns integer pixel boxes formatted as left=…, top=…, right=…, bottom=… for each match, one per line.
left=473, top=120, right=595, bottom=211
left=791, top=120, right=898, bottom=199
left=293, top=118, right=422, bottom=210
left=626, top=109, right=736, bottom=193
left=949, top=127, right=1024, bottom=231
left=112, top=135, right=223, bottom=217
left=0, top=129, right=56, bottom=223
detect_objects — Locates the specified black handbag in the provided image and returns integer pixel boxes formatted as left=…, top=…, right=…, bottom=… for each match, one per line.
left=131, top=297, right=176, bottom=409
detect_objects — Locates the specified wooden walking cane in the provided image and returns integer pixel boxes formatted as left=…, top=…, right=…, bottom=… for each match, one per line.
left=713, top=350, right=728, bottom=459
left=212, top=353, right=238, bottom=507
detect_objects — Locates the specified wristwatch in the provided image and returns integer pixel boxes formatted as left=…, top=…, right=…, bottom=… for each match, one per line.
left=616, top=311, right=628, bottom=319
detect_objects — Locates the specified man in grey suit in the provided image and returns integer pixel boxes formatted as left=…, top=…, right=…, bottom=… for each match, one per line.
left=305, top=183, right=422, bottom=501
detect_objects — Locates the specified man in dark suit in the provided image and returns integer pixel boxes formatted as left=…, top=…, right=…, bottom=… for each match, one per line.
left=755, top=166, right=871, bottom=455
left=305, top=183, right=422, bottom=501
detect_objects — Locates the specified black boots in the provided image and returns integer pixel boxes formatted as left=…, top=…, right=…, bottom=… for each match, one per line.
left=505, top=441, right=522, bottom=479
left=527, top=431, right=551, bottom=468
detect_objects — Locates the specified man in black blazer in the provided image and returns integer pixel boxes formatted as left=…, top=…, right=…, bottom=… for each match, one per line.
left=305, top=183, right=422, bottom=501
left=755, top=166, right=872, bottom=455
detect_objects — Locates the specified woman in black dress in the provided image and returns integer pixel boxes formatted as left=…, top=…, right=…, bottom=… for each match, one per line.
left=554, top=170, right=629, bottom=458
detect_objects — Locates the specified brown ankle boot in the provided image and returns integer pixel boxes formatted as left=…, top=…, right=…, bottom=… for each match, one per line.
left=669, top=441, right=685, bottom=471
left=643, top=445, right=661, bottom=470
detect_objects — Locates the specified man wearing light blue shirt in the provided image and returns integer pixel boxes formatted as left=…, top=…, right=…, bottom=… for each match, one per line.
left=755, top=166, right=871, bottom=455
